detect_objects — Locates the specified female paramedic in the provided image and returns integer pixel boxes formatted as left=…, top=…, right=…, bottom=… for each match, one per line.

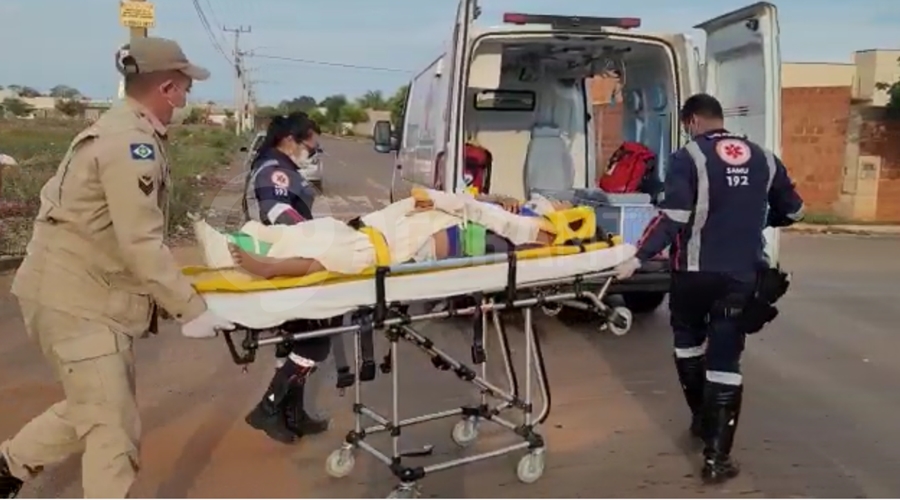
left=241, top=112, right=335, bottom=444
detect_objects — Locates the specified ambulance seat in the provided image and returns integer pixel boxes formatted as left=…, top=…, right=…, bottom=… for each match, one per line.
left=523, top=124, right=574, bottom=195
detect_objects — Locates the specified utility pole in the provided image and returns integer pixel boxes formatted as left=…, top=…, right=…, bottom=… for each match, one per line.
left=242, top=67, right=259, bottom=133
left=118, top=0, right=154, bottom=99
left=245, top=83, right=256, bottom=132
left=128, top=0, right=148, bottom=39
left=223, top=25, right=251, bottom=135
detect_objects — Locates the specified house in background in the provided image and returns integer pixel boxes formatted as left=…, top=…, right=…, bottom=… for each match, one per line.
left=352, top=109, right=391, bottom=137
left=590, top=48, right=900, bottom=222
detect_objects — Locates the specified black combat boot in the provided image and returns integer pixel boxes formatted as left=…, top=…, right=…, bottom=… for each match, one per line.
left=283, top=375, right=329, bottom=438
left=701, top=381, right=742, bottom=484
left=245, top=361, right=312, bottom=444
left=674, top=355, right=706, bottom=439
left=0, top=454, right=23, bottom=499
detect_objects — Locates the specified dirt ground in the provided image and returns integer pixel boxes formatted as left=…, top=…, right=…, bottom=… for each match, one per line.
left=4, top=138, right=900, bottom=497
left=1, top=264, right=765, bottom=498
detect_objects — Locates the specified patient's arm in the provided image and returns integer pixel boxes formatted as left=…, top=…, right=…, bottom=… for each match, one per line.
left=229, top=244, right=325, bottom=279
left=475, top=193, right=521, bottom=213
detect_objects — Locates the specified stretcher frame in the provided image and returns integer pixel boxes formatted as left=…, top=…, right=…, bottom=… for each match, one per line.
left=215, top=252, right=631, bottom=498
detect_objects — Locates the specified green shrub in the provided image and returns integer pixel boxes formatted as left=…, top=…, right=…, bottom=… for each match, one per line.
left=0, top=119, right=239, bottom=255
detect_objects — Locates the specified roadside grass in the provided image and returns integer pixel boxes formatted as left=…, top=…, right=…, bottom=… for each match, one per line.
left=0, top=119, right=241, bottom=256
left=800, top=212, right=900, bottom=226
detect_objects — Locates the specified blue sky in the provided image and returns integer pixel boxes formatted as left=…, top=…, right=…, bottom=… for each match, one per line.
left=1, top=0, right=898, bottom=105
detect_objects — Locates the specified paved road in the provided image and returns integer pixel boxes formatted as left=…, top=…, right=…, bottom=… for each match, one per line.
left=1, top=137, right=899, bottom=497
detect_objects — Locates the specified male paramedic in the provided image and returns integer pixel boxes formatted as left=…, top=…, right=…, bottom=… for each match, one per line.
left=241, top=112, right=333, bottom=444
left=614, top=93, right=804, bottom=484
left=0, top=37, right=233, bottom=499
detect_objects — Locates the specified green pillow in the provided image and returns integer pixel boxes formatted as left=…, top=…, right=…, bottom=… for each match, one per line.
left=463, top=223, right=487, bottom=257
left=226, top=231, right=272, bottom=256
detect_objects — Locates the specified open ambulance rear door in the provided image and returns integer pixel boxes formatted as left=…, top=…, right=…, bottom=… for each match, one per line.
left=695, top=2, right=782, bottom=263
left=444, top=0, right=479, bottom=193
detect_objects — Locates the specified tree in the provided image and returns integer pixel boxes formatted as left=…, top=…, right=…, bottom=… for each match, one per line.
left=340, top=104, right=369, bottom=125
left=319, top=94, right=349, bottom=133
left=14, top=86, right=42, bottom=98
left=357, top=90, right=388, bottom=110
left=49, top=85, right=82, bottom=99
left=256, top=105, right=281, bottom=118
left=874, top=57, right=900, bottom=119
left=55, top=98, right=86, bottom=118
left=278, top=95, right=317, bottom=114
left=388, top=84, right=409, bottom=126
left=183, top=107, right=207, bottom=125
left=2, top=97, right=34, bottom=117
left=308, top=108, right=328, bottom=128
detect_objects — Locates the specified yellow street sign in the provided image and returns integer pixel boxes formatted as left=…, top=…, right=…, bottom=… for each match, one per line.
left=119, top=1, right=155, bottom=29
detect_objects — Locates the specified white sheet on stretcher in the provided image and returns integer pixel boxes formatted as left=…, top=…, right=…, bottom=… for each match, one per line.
left=203, top=244, right=636, bottom=329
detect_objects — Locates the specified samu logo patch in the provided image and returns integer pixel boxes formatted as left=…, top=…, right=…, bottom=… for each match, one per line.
left=130, top=143, right=156, bottom=161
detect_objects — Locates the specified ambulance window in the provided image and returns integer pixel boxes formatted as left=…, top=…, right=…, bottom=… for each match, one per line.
left=473, top=89, right=535, bottom=111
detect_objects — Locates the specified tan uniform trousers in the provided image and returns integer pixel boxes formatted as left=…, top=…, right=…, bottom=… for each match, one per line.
left=0, top=300, right=140, bottom=498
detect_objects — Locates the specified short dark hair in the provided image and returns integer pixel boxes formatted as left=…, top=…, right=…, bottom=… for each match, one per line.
left=680, top=93, right=724, bottom=122
left=261, top=113, right=321, bottom=151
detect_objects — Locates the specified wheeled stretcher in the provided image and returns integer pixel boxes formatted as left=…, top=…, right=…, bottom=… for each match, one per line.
left=184, top=238, right=637, bottom=498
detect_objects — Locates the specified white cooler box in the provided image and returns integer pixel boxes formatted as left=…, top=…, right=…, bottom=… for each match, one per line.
left=573, top=189, right=659, bottom=246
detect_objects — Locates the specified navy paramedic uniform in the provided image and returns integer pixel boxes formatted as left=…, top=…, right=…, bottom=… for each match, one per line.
left=634, top=128, right=803, bottom=480
left=242, top=148, right=333, bottom=443
left=243, top=148, right=316, bottom=224
left=636, top=129, right=803, bottom=381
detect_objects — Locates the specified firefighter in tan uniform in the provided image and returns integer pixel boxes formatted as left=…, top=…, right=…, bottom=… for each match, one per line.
left=0, top=37, right=234, bottom=498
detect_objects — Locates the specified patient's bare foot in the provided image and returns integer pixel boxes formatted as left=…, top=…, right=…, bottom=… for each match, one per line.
left=229, top=243, right=274, bottom=278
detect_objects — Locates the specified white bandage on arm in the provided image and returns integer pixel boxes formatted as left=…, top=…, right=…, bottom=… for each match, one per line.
left=462, top=200, right=542, bottom=245
left=241, top=218, right=376, bottom=275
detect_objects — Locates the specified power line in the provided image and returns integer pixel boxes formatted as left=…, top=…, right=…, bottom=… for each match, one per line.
left=202, top=0, right=223, bottom=31
left=248, top=53, right=412, bottom=73
left=191, top=0, right=231, bottom=64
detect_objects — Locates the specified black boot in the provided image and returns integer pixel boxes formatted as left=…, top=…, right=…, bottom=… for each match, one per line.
left=701, top=381, right=742, bottom=484
left=674, top=355, right=706, bottom=439
left=245, top=361, right=311, bottom=444
left=0, top=454, right=23, bottom=499
left=284, top=378, right=329, bottom=438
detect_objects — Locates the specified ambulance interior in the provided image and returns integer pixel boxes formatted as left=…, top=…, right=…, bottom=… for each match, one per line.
left=463, top=34, right=677, bottom=201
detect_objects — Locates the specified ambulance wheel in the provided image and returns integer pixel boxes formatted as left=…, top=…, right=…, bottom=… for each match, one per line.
left=608, top=306, right=633, bottom=336
left=451, top=418, right=479, bottom=447
left=516, top=451, right=546, bottom=484
left=325, top=447, right=355, bottom=478
left=622, top=291, right=666, bottom=314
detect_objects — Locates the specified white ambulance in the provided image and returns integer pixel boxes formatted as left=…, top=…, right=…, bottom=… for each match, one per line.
left=372, top=1, right=782, bottom=315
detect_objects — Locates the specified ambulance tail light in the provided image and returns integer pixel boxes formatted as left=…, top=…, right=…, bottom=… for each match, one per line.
left=502, top=13, right=641, bottom=30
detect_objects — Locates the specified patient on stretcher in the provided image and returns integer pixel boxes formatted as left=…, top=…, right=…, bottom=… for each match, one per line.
left=194, top=189, right=591, bottom=280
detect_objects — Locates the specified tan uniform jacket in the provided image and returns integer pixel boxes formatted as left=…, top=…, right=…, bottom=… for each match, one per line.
left=11, top=99, right=206, bottom=336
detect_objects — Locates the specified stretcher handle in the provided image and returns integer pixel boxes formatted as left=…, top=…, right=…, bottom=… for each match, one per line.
left=390, top=252, right=508, bottom=273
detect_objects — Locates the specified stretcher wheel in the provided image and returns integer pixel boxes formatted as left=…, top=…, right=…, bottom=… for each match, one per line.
left=608, top=306, right=633, bottom=336
left=325, top=447, right=355, bottom=478
left=451, top=418, right=479, bottom=447
left=387, top=485, right=420, bottom=499
left=516, top=451, right=546, bottom=484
